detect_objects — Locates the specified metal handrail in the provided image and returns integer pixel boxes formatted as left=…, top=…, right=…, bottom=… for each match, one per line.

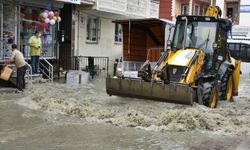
left=25, top=62, right=32, bottom=85
left=40, top=56, right=53, bottom=83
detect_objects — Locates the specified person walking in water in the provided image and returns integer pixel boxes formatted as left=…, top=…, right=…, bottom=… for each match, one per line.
left=29, top=31, right=42, bottom=74
left=4, top=44, right=27, bottom=93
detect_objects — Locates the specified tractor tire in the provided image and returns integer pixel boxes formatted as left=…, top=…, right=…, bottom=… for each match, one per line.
left=220, top=69, right=233, bottom=101
left=202, top=82, right=218, bottom=108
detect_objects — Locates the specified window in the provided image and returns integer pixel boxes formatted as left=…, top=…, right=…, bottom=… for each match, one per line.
left=202, top=7, right=207, bottom=16
left=114, top=23, right=122, bottom=43
left=182, top=5, right=189, bottom=15
left=228, top=43, right=250, bottom=62
left=247, top=46, right=250, bottom=60
left=86, top=16, right=100, bottom=43
left=228, top=43, right=237, bottom=57
left=194, top=4, right=200, bottom=15
left=173, top=20, right=217, bottom=55
left=240, top=44, right=247, bottom=60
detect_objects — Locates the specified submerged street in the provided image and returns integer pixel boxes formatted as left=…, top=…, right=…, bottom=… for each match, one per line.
left=1, top=76, right=250, bottom=150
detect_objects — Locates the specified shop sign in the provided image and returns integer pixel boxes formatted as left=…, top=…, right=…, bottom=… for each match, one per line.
left=56, top=0, right=81, bottom=4
left=240, top=5, right=250, bottom=13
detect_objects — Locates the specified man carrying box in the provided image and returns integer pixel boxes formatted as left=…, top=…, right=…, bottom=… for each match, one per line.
left=4, top=44, right=27, bottom=93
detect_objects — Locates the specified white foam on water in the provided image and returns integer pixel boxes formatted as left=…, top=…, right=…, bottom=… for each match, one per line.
left=13, top=76, right=250, bottom=135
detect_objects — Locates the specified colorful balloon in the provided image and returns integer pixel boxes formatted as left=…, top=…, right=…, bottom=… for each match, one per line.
left=39, top=10, right=61, bottom=25
left=44, top=10, right=49, bottom=14
left=49, top=15, right=53, bottom=20
left=57, top=17, right=61, bottom=23
left=45, top=18, right=50, bottom=23
left=42, top=12, right=48, bottom=18
left=50, top=19, right=56, bottom=25
left=49, top=11, right=54, bottom=17
left=54, top=11, right=60, bottom=17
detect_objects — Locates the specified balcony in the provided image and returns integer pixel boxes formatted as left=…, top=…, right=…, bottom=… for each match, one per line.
left=199, top=0, right=212, bottom=4
left=93, top=0, right=159, bottom=18
left=150, top=0, right=160, bottom=18
left=96, top=0, right=126, bottom=15
left=81, top=0, right=95, bottom=5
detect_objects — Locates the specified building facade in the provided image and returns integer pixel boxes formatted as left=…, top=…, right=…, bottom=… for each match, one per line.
left=159, top=0, right=213, bottom=21
left=0, top=0, right=160, bottom=77
left=70, top=0, right=160, bottom=74
left=159, top=0, right=250, bottom=27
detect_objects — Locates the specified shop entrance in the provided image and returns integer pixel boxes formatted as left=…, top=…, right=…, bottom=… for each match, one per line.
left=19, top=5, right=57, bottom=59
left=58, top=4, right=74, bottom=70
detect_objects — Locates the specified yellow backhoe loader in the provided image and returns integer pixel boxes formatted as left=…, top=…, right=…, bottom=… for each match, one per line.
left=106, top=6, right=241, bottom=108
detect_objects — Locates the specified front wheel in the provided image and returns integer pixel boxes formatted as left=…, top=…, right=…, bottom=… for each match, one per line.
left=220, top=69, right=233, bottom=101
left=226, top=76, right=233, bottom=102
left=202, top=82, right=218, bottom=108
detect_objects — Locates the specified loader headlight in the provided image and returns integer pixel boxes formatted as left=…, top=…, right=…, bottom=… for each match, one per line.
left=218, top=55, right=223, bottom=61
left=166, top=40, right=172, bottom=50
left=213, top=42, right=218, bottom=50
left=117, top=67, right=122, bottom=72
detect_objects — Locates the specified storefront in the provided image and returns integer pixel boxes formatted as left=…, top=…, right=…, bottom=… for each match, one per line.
left=0, top=0, right=64, bottom=60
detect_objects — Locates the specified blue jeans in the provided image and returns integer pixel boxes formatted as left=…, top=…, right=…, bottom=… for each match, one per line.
left=31, top=56, right=40, bottom=74
left=228, top=30, right=233, bottom=39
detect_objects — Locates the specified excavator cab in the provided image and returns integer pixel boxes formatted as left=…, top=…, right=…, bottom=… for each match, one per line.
left=168, top=15, right=230, bottom=77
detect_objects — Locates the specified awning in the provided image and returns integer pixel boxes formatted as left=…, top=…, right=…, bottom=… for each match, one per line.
left=113, top=18, right=175, bottom=26
left=56, top=0, right=81, bottom=4
left=80, top=0, right=94, bottom=5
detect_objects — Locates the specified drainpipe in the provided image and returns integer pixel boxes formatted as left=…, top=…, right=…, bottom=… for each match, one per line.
left=172, top=0, right=175, bottom=21
left=128, top=20, right=131, bottom=55
left=77, top=10, right=80, bottom=57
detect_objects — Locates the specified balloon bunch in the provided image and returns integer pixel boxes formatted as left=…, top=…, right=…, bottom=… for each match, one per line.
left=39, top=10, right=61, bottom=26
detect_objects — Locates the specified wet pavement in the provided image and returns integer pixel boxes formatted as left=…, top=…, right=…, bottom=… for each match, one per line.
left=1, top=76, right=250, bottom=150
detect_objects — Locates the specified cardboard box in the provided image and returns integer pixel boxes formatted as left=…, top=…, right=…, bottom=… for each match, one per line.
left=0, top=66, right=13, bottom=81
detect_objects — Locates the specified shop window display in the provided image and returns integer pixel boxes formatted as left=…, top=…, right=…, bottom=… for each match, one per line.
left=20, top=6, right=57, bottom=58
left=0, top=4, right=16, bottom=59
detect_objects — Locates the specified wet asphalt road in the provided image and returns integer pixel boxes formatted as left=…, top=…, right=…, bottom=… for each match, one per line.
left=1, top=76, right=250, bottom=150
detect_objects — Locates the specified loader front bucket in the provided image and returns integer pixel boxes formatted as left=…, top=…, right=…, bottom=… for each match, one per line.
left=106, top=77, right=194, bottom=105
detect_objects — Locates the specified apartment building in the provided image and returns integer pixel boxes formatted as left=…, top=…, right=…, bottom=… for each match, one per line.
left=159, top=0, right=250, bottom=27
left=66, top=0, right=160, bottom=75
left=0, top=0, right=159, bottom=74
left=159, top=0, right=213, bottom=21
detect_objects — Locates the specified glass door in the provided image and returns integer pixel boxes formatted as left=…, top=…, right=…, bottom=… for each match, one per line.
left=0, top=3, right=3, bottom=59
left=2, top=3, right=16, bottom=59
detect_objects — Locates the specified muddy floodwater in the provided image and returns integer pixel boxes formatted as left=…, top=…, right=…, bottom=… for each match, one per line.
left=1, top=76, right=250, bottom=150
